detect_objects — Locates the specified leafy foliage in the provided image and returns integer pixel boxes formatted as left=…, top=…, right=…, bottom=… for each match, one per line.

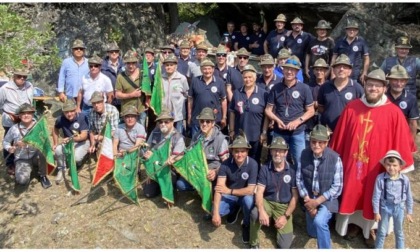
left=0, top=4, right=60, bottom=75
left=178, top=3, right=218, bottom=22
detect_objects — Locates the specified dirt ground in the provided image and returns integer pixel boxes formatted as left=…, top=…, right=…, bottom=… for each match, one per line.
left=0, top=115, right=420, bottom=249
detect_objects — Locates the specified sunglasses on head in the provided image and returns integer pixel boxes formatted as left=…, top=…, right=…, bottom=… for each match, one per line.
left=73, top=48, right=84, bottom=51
left=89, top=64, right=101, bottom=68
left=238, top=56, right=249, bottom=60
left=216, top=54, right=227, bottom=57
left=199, top=119, right=213, bottom=124
left=285, top=59, right=300, bottom=67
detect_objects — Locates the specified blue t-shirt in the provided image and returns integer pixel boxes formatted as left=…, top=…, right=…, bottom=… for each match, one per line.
left=218, top=156, right=258, bottom=189
left=284, top=31, right=314, bottom=66
left=386, top=89, right=420, bottom=120
left=250, top=31, right=267, bottom=56
left=234, top=33, right=252, bottom=51
left=258, top=161, right=296, bottom=203
left=54, top=113, right=89, bottom=138
left=333, top=36, right=369, bottom=79
left=265, top=29, right=288, bottom=58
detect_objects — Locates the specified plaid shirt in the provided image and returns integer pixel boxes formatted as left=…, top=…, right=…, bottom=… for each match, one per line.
left=89, top=103, right=119, bottom=134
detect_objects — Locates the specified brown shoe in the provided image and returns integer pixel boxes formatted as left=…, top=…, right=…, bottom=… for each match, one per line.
left=344, top=224, right=361, bottom=240
left=7, top=165, right=15, bottom=176
left=365, top=229, right=376, bottom=248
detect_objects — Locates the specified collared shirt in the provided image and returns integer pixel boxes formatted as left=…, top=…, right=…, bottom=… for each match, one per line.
left=257, top=161, right=296, bottom=203
left=372, top=172, right=413, bottom=215
left=317, top=79, right=364, bottom=131
left=0, top=80, right=34, bottom=127
left=115, top=122, right=147, bottom=151
left=177, top=56, right=191, bottom=76
left=187, top=59, right=202, bottom=78
left=235, top=32, right=252, bottom=51
left=256, top=73, right=282, bottom=92
left=57, top=56, right=90, bottom=98
left=333, top=36, right=369, bottom=78
left=284, top=31, right=314, bottom=65
left=265, top=29, right=289, bottom=58
left=218, top=156, right=258, bottom=189
left=3, top=121, right=38, bottom=160
left=250, top=31, right=267, bottom=56
left=115, top=71, right=146, bottom=113
left=296, top=152, right=344, bottom=201
left=229, top=85, right=267, bottom=142
left=274, top=67, right=304, bottom=82
left=162, top=71, right=189, bottom=122
left=89, top=103, right=119, bottom=134
left=214, top=65, right=243, bottom=92
left=386, top=89, right=419, bottom=120
left=188, top=75, right=227, bottom=125
left=54, top=113, right=89, bottom=138
left=193, top=126, right=229, bottom=169
left=81, top=72, right=113, bottom=106
left=147, top=128, right=185, bottom=156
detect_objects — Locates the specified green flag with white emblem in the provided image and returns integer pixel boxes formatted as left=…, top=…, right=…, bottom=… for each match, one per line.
left=113, top=150, right=139, bottom=204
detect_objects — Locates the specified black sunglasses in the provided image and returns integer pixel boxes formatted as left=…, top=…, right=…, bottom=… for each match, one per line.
left=89, top=64, right=101, bottom=68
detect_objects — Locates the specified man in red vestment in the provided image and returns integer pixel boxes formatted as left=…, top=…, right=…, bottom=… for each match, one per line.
left=330, top=68, right=416, bottom=247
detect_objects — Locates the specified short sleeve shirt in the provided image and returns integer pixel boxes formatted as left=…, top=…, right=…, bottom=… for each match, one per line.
left=386, top=89, right=420, bottom=120
left=284, top=31, right=314, bottom=65
left=265, top=29, right=288, bottom=58
left=147, top=129, right=185, bottom=156
left=256, top=74, right=282, bottom=92
left=214, top=66, right=244, bottom=92
left=306, top=37, right=335, bottom=66
left=333, top=36, right=369, bottom=77
left=218, top=156, right=258, bottom=189
left=235, top=33, right=252, bottom=51
left=54, top=113, right=89, bottom=138
left=81, top=72, right=114, bottom=106
left=115, top=122, right=147, bottom=151
left=250, top=31, right=267, bottom=56
left=258, top=162, right=296, bottom=203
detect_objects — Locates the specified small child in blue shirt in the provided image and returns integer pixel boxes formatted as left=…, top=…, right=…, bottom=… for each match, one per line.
left=372, top=150, right=414, bottom=249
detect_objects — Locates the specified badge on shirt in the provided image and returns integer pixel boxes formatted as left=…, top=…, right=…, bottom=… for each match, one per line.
left=259, top=34, right=262, bottom=38
left=73, top=122, right=80, bottom=129
left=399, top=101, right=407, bottom=109
left=352, top=46, right=359, bottom=52
left=151, top=69, right=155, bottom=75
left=280, top=36, right=285, bottom=42
left=283, top=174, right=291, bottom=183
left=252, top=98, right=259, bottom=105
left=344, top=92, right=353, bottom=100
left=232, top=35, right=236, bottom=40
left=246, top=37, right=250, bottom=40
left=241, top=172, right=249, bottom=180
left=297, top=38, right=302, bottom=44
left=211, top=86, right=218, bottom=93
left=223, top=73, right=227, bottom=80
left=406, top=66, right=412, bottom=72
left=292, top=91, right=300, bottom=99
left=237, top=101, right=244, bottom=114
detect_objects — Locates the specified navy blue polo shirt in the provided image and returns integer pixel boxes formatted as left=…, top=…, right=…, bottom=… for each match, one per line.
left=256, top=73, right=282, bottom=92
left=54, top=113, right=89, bottom=138
left=267, top=80, right=314, bottom=134
left=258, top=161, right=296, bottom=203
left=333, top=36, right=369, bottom=79
left=284, top=31, right=314, bottom=66
left=177, top=56, right=191, bottom=76
left=265, top=29, right=288, bottom=58
left=317, top=79, right=364, bottom=131
left=386, top=89, right=420, bottom=120
left=235, top=33, right=252, bottom=51
left=250, top=31, right=267, bottom=56
left=214, top=66, right=244, bottom=91
left=218, top=156, right=258, bottom=189
left=229, top=31, right=240, bottom=46
left=229, top=85, right=268, bottom=142
left=188, top=75, right=227, bottom=125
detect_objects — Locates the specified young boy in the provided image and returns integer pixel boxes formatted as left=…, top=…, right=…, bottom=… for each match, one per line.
left=372, top=150, right=414, bottom=249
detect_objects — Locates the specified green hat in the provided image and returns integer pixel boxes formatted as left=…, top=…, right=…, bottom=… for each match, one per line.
left=216, top=45, right=227, bottom=54
left=155, top=109, right=174, bottom=121
left=144, top=47, right=155, bottom=54
left=332, top=54, right=352, bottom=68
left=196, top=107, right=215, bottom=120
left=236, top=48, right=250, bottom=57
left=345, top=19, right=359, bottom=29
left=310, top=124, right=330, bottom=141
left=106, top=42, right=120, bottom=52
left=379, top=150, right=406, bottom=167
left=196, top=43, right=208, bottom=51
left=273, top=13, right=287, bottom=22
left=386, top=65, right=410, bottom=80
left=290, top=17, right=304, bottom=25
left=123, top=50, right=138, bottom=63
left=121, top=105, right=139, bottom=117
left=395, top=36, right=412, bottom=49
left=314, top=20, right=332, bottom=30
left=72, top=39, right=86, bottom=49
left=311, top=58, right=329, bottom=69
left=163, top=53, right=178, bottom=64
left=90, top=91, right=104, bottom=103
left=259, top=54, right=275, bottom=66
left=364, top=69, right=387, bottom=86
left=200, top=58, right=215, bottom=67
left=62, top=99, right=77, bottom=112
left=241, top=64, right=257, bottom=74
left=281, top=56, right=301, bottom=70
left=229, top=135, right=251, bottom=149
left=269, top=137, right=289, bottom=150
left=277, top=48, right=291, bottom=59
left=179, top=40, right=190, bottom=49
left=160, top=45, right=175, bottom=52
left=16, top=103, right=35, bottom=114
left=88, top=55, right=102, bottom=65
left=14, top=68, right=30, bottom=76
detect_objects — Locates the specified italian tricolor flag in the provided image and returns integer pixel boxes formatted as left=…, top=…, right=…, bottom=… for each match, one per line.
left=92, top=118, right=114, bottom=186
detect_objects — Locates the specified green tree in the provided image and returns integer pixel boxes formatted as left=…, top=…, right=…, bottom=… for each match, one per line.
left=0, top=4, right=60, bottom=75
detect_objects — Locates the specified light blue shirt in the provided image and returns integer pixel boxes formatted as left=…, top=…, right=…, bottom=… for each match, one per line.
left=57, top=57, right=89, bottom=98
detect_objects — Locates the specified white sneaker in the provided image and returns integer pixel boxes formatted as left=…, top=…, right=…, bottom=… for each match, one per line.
left=55, top=168, right=64, bottom=184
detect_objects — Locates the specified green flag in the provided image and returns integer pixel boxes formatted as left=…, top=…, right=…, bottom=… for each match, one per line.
left=63, top=139, right=80, bottom=191
left=143, top=139, right=174, bottom=203
left=150, top=61, right=163, bottom=116
left=22, top=116, right=56, bottom=175
left=113, top=151, right=139, bottom=204
left=173, top=139, right=212, bottom=213
left=141, top=55, right=152, bottom=96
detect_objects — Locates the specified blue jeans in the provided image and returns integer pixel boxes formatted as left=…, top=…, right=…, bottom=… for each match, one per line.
left=273, top=131, right=306, bottom=170
left=81, top=103, right=92, bottom=126
left=305, top=204, right=332, bottom=249
left=375, top=202, right=405, bottom=249
left=139, top=111, right=147, bottom=127
left=219, top=194, right=254, bottom=226
left=190, top=123, right=201, bottom=139
left=176, top=176, right=195, bottom=191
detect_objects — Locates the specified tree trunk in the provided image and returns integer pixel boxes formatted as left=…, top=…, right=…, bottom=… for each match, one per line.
left=167, top=3, right=179, bottom=33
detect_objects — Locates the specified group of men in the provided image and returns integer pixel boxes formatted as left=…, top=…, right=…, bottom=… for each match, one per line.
left=0, top=11, right=419, bottom=249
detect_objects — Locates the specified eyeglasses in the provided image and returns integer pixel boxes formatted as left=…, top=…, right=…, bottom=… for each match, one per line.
left=216, top=54, right=227, bottom=58
left=89, top=64, right=101, bottom=69
left=158, top=120, right=171, bottom=124
left=73, top=48, right=84, bottom=51
left=15, top=75, right=27, bottom=80
left=238, top=56, right=249, bottom=60
left=199, top=120, right=213, bottom=124
left=108, top=50, right=120, bottom=54
left=162, top=51, right=172, bottom=54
